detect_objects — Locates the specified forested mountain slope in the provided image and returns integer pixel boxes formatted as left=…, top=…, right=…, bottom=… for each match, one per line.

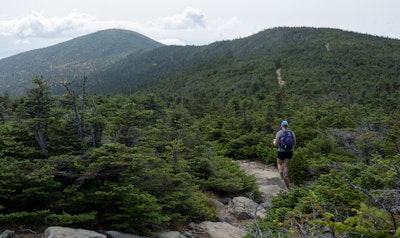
left=1, top=27, right=399, bottom=107
left=0, top=29, right=164, bottom=96
left=0, top=27, right=399, bottom=237
left=139, top=27, right=400, bottom=114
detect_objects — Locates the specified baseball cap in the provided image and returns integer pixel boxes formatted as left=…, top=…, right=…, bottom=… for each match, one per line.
left=281, top=120, right=288, bottom=126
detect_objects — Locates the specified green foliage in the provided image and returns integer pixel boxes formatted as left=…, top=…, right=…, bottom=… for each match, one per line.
left=287, top=147, right=312, bottom=185
left=382, top=112, right=400, bottom=156
left=0, top=157, right=62, bottom=213
left=45, top=212, right=97, bottom=227
left=0, top=27, right=400, bottom=236
left=0, top=122, right=37, bottom=158
left=94, top=183, right=169, bottom=233
left=221, top=133, right=264, bottom=160
left=255, top=157, right=400, bottom=237
left=310, top=171, right=366, bottom=214
left=254, top=187, right=309, bottom=237
left=0, top=29, right=164, bottom=96
left=0, top=210, right=50, bottom=228
left=49, top=144, right=217, bottom=233
left=191, top=155, right=261, bottom=199
left=337, top=203, right=394, bottom=237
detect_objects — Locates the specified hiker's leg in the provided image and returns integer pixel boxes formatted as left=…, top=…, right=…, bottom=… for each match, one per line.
left=283, top=158, right=290, bottom=177
left=283, top=158, right=290, bottom=189
left=277, top=158, right=284, bottom=178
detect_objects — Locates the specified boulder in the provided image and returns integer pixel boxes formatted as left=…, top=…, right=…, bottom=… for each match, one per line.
left=0, top=230, right=14, bottom=238
left=44, top=226, right=106, bottom=238
left=155, top=231, right=187, bottom=238
left=228, top=196, right=265, bottom=220
left=106, top=230, right=148, bottom=238
left=198, top=221, right=246, bottom=238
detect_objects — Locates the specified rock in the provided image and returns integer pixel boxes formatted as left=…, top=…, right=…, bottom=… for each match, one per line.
left=218, top=216, right=232, bottom=224
left=259, top=197, right=272, bottom=209
left=218, top=197, right=231, bottom=205
left=155, top=231, right=187, bottom=238
left=210, top=199, right=225, bottom=208
left=182, top=231, right=193, bottom=237
left=106, top=230, right=148, bottom=238
left=188, top=222, right=197, bottom=230
left=198, top=221, right=246, bottom=238
left=0, top=230, right=14, bottom=238
left=228, top=196, right=265, bottom=220
left=44, top=226, right=106, bottom=238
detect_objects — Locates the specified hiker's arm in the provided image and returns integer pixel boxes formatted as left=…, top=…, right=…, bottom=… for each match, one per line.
left=293, top=132, right=297, bottom=146
left=273, top=135, right=279, bottom=146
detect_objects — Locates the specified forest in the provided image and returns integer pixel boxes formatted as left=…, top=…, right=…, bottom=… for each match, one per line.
left=0, top=27, right=399, bottom=237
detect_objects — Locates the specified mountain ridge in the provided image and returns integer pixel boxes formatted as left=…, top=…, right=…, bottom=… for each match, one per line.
left=0, top=29, right=164, bottom=96
left=1, top=27, right=399, bottom=101
left=133, top=27, right=400, bottom=109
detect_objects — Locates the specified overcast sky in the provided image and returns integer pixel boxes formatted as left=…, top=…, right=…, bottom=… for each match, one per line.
left=0, top=0, right=399, bottom=59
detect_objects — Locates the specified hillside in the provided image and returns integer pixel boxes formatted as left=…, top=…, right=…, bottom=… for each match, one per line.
left=1, top=27, right=399, bottom=104
left=0, top=27, right=399, bottom=236
left=80, top=27, right=400, bottom=111
left=120, top=27, right=400, bottom=116
left=0, top=29, right=164, bottom=96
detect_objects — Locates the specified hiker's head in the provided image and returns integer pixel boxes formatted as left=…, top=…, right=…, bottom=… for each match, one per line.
left=281, top=120, right=288, bottom=128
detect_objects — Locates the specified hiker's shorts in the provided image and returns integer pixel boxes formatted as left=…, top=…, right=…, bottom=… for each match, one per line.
left=278, top=151, right=293, bottom=160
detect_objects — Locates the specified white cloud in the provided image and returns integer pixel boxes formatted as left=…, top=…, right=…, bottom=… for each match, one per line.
left=0, top=7, right=212, bottom=58
left=0, top=7, right=206, bottom=43
left=0, top=10, right=97, bottom=38
left=159, top=7, right=205, bottom=30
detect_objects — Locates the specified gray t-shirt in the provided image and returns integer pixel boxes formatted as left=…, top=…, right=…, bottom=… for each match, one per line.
left=276, top=129, right=296, bottom=152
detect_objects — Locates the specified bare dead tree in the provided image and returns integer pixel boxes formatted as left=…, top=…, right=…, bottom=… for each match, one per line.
left=81, top=76, right=87, bottom=111
left=62, top=81, right=84, bottom=147
left=344, top=179, right=398, bottom=231
left=252, top=203, right=263, bottom=238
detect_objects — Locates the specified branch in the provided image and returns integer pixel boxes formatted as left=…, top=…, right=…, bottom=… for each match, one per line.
left=252, top=203, right=263, bottom=238
left=52, top=170, right=79, bottom=179
left=344, top=178, right=397, bottom=231
left=344, top=179, right=382, bottom=208
left=75, top=166, right=126, bottom=187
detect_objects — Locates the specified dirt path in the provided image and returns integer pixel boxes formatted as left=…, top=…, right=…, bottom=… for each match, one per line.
left=276, top=68, right=285, bottom=86
left=237, top=160, right=288, bottom=200
left=202, top=160, right=288, bottom=235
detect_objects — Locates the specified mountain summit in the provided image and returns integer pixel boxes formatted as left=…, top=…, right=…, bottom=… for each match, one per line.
left=0, top=29, right=164, bottom=96
left=1, top=27, right=400, bottom=99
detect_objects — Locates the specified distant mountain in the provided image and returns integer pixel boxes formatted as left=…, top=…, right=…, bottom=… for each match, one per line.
left=0, top=29, right=164, bottom=96
left=90, top=26, right=400, bottom=105
left=1, top=27, right=400, bottom=103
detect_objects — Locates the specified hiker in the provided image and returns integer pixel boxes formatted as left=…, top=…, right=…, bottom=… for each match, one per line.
left=273, top=120, right=296, bottom=189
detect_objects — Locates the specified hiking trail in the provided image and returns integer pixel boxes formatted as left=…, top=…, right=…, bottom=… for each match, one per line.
left=237, top=160, right=288, bottom=199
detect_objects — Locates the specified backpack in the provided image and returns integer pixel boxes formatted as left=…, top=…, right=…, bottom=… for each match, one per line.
left=280, top=130, right=294, bottom=150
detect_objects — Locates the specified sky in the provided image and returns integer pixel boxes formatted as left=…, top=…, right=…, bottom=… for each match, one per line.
left=0, top=0, right=399, bottom=59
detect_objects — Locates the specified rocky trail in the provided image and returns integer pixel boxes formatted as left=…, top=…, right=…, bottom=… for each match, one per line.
left=237, top=160, right=288, bottom=199
left=181, top=160, right=288, bottom=238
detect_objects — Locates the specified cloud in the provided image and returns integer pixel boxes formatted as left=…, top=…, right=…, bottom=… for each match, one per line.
left=0, top=7, right=210, bottom=57
left=0, top=10, right=99, bottom=38
left=0, top=8, right=205, bottom=40
left=159, top=7, right=205, bottom=30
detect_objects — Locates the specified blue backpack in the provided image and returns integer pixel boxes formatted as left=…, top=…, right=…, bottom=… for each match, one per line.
left=280, top=130, right=294, bottom=150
